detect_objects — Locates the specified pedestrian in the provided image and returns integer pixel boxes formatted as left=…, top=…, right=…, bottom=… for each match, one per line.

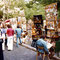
left=1, top=25, right=6, bottom=50
left=49, top=40, right=55, bottom=59
left=0, top=26, right=4, bottom=60
left=15, top=25, right=23, bottom=47
left=55, top=39, right=60, bottom=57
left=0, top=38, right=4, bottom=60
left=7, top=25, right=14, bottom=51
left=45, top=25, right=48, bottom=36
left=36, top=36, right=50, bottom=60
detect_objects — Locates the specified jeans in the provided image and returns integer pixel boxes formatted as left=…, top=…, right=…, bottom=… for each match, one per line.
left=16, top=37, right=22, bottom=47
left=36, top=39, right=49, bottom=54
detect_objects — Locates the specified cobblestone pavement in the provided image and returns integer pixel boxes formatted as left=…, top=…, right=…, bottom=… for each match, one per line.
left=3, top=43, right=51, bottom=60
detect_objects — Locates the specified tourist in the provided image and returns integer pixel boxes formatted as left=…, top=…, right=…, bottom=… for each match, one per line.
left=15, top=25, right=23, bottom=47
left=36, top=36, right=50, bottom=60
left=0, top=25, right=4, bottom=60
left=45, top=25, right=48, bottom=36
left=7, top=25, right=14, bottom=51
left=1, top=25, right=6, bottom=50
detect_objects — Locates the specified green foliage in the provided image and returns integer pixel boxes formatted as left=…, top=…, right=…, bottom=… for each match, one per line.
left=8, top=13, right=13, bottom=19
left=5, top=14, right=7, bottom=19
left=0, top=0, right=60, bottom=20
left=58, top=11, right=60, bottom=19
left=26, top=1, right=33, bottom=8
left=25, top=1, right=45, bottom=20
left=31, top=0, right=60, bottom=20
left=3, top=0, right=25, bottom=19
left=33, top=0, right=58, bottom=5
left=0, top=11, right=3, bottom=19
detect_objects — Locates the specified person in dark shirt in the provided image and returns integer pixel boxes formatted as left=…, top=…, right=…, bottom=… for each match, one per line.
left=45, top=25, right=48, bottom=36
left=0, top=26, right=4, bottom=60
left=0, top=39, right=4, bottom=60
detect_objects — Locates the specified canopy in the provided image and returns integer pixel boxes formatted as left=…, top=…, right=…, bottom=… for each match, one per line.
left=5, top=20, right=10, bottom=23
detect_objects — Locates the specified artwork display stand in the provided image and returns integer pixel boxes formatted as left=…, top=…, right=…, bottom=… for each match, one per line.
left=45, top=3, right=58, bottom=38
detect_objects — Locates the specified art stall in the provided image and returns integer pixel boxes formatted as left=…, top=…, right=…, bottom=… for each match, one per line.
left=32, top=15, right=43, bottom=39
left=17, top=10, right=26, bottom=31
left=31, top=15, right=43, bottom=48
left=26, top=19, right=33, bottom=45
left=45, top=3, right=58, bottom=38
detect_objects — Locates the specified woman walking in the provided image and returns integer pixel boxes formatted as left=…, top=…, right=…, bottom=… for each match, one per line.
left=7, top=25, right=14, bottom=51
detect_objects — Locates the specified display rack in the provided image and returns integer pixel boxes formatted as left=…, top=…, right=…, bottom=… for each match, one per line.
left=32, top=15, right=43, bottom=39
left=45, top=3, right=57, bottom=38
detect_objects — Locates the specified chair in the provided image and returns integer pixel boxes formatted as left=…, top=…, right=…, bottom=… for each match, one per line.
left=36, top=46, right=45, bottom=60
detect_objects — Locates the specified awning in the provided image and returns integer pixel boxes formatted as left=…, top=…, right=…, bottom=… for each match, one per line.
left=5, top=20, right=10, bottom=23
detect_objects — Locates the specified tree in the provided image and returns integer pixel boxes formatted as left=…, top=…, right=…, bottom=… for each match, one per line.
left=0, top=11, right=3, bottom=19
left=1, top=0, right=60, bottom=20
left=33, top=0, right=58, bottom=5
left=31, top=0, right=60, bottom=19
left=24, top=1, right=45, bottom=20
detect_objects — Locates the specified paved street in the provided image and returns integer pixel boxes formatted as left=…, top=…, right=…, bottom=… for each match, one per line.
left=3, top=43, right=52, bottom=60
left=3, top=43, right=37, bottom=60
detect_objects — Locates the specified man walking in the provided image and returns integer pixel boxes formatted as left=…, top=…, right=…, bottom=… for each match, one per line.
left=15, top=26, right=23, bottom=47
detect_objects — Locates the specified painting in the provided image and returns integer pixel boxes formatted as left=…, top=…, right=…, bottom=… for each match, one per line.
left=47, top=21, right=54, bottom=29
